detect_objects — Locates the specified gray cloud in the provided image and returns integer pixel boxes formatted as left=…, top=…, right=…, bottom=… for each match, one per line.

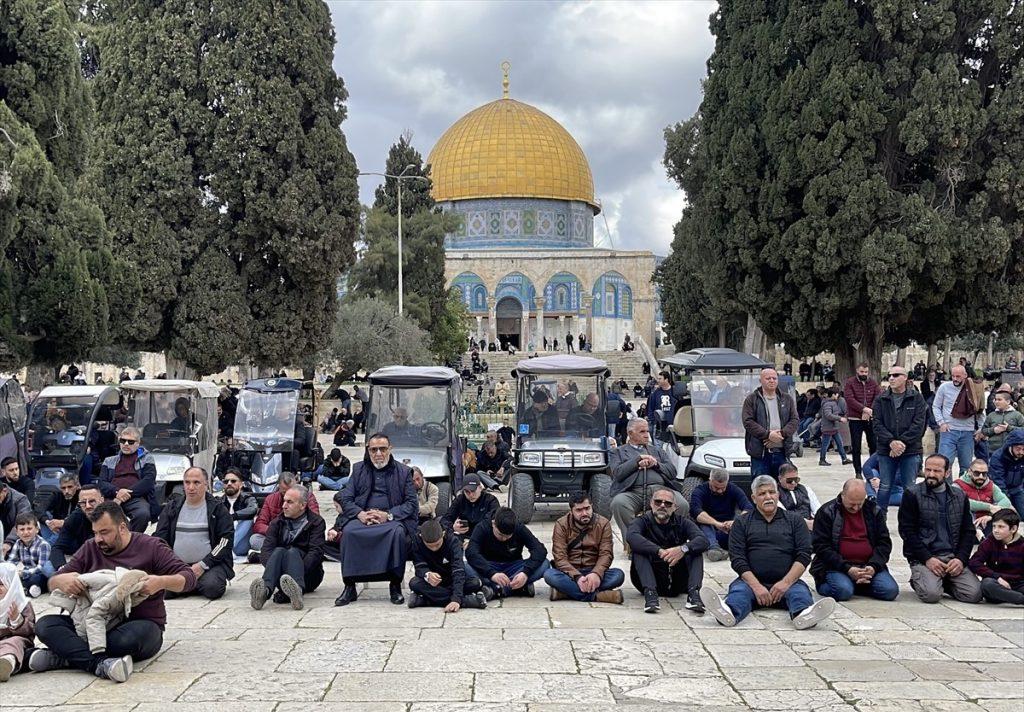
left=327, top=0, right=716, bottom=254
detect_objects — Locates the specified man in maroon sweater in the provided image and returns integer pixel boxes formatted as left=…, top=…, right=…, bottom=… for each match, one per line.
left=843, top=363, right=881, bottom=479
left=969, top=508, right=1024, bottom=605
left=29, top=502, right=196, bottom=683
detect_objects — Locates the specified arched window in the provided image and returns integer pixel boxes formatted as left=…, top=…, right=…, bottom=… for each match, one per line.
left=605, top=284, right=617, bottom=316
left=555, top=285, right=568, bottom=310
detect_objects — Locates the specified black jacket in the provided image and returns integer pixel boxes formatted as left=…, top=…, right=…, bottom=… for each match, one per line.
left=339, top=456, right=418, bottom=538
left=0, top=488, right=32, bottom=545
left=259, top=510, right=326, bottom=575
left=220, top=491, right=258, bottom=521
left=40, top=489, right=79, bottom=521
left=742, top=388, right=799, bottom=459
left=872, top=386, right=928, bottom=456
left=898, top=483, right=975, bottom=566
left=466, top=521, right=548, bottom=579
left=441, top=491, right=499, bottom=538
left=154, top=493, right=235, bottom=578
left=49, top=507, right=91, bottom=566
left=810, top=495, right=892, bottom=584
left=322, top=457, right=351, bottom=481
left=626, top=511, right=708, bottom=557
left=411, top=532, right=468, bottom=603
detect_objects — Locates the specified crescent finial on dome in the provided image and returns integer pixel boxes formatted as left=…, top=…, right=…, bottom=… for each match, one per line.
left=501, top=61, right=511, bottom=99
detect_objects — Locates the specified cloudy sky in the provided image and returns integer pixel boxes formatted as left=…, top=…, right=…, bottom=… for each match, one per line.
left=326, top=0, right=717, bottom=255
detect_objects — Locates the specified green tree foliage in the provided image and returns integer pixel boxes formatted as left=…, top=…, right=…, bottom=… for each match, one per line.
left=373, top=131, right=434, bottom=217
left=661, top=0, right=1023, bottom=376
left=431, top=288, right=470, bottom=364
left=88, top=0, right=360, bottom=374
left=0, top=1, right=136, bottom=370
left=326, top=296, right=433, bottom=376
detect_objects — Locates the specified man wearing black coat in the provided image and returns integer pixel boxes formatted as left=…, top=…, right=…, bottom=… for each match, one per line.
left=465, top=507, right=549, bottom=599
left=251, top=484, right=326, bottom=610
left=440, top=474, right=499, bottom=541
left=871, top=367, right=928, bottom=513
left=408, top=519, right=486, bottom=610
left=47, top=484, right=103, bottom=570
left=811, top=479, right=899, bottom=601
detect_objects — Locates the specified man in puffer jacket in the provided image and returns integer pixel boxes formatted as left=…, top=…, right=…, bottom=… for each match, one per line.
left=989, top=429, right=1024, bottom=517
left=97, top=428, right=157, bottom=533
left=48, top=567, right=150, bottom=654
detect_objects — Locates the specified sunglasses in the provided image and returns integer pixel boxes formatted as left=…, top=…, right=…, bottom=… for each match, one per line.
left=368, top=446, right=389, bottom=453
left=652, top=498, right=674, bottom=507
left=969, top=470, right=988, bottom=478
left=118, top=438, right=137, bottom=445
left=224, top=478, right=241, bottom=484
left=887, top=373, right=906, bottom=378
left=783, top=477, right=800, bottom=484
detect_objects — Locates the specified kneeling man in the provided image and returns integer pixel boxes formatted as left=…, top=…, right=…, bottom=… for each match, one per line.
left=408, top=519, right=486, bottom=610
left=545, top=492, right=624, bottom=603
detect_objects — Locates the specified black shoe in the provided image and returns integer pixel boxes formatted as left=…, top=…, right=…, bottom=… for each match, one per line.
left=841, top=459, right=852, bottom=465
left=246, top=550, right=260, bottom=564
left=818, top=460, right=831, bottom=466
left=643, top=589, right=660, bottom=613
left=522, top=582, right=535, bottom=598
left=685, top=591, right=706, bottom=614
left=480, top=583, right=499, bottom=601
left=390, top=582, right=405, bottom=605
left=406, top=592, right=422, bottom=609
left=335, top=584, right=358, bottom=606
left=461, top=591, right=487, bottom=609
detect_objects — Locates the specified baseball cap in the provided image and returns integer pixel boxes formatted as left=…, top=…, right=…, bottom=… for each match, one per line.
left=463, top=473, right=481, bottom=491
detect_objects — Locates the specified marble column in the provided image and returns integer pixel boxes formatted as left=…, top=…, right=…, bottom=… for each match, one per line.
left=487, top=298, right=498, bottom=344
left=581, top=295, right=594, bottom=351
left=475, top=315, right=483, bottom=343
left=521, top=301, right=530, bottom=351
left=533, top=296, right=545, bottom=351
left=558, top=315, right=566, bottom=349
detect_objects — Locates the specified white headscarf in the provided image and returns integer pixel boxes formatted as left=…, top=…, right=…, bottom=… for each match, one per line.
left=0, top=562, right=29, bottom=627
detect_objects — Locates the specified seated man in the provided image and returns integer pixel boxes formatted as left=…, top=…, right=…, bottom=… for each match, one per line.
left=48, top=484, right=103, bottom=572
left=153, top=467, right=234, bottom=600
left=466, top=507, right=548, bottom=599
left=474, top=442, right=507, bottom=483
left=954, top=458, right=1013, bottom=540
left=168, top=397, right=191, bottom=433
left=989, top=429, right=1024, bottom=518
left=335, top=434, right=418, bottom=606
left=968, top=508, right=1024, bottom=605
left=38, top=473, right=81, bottom=545
left=0, top=482, right=32, bottom=558
left=811, top=479, right=899, bottom=601
left=776, top=463, right=821, bottom=529
left=381, top=407, right=421, bottom=447
left=1, top=458, right=34, bottom=514
left=441, top=474, right=499, bottom=542
left=32, top=502, right=196, bottom=683
left=898, top=454, right=983, bottom=604
left=251, top=485, right=326, bottom=610
left=565, top=393, right=604, bottom=438
left=413, top=467, right=438, bottom=523
left=545, top=492, right=624, bottom=604
left=484, top=430, right=509, bottom=459
left=249, top=473, right=320, bottom=556
left=522, top=390, right=560, bottom=436
left=700, top=475, right=836, bottom=629
left=317, top=448, right=352, bottom=491
left=219, top=468, right=258, bottom=560
left=97, top=427, right=156, bottom=533
left=408, top=519, right=486, bottom=610
left=627, top=488, right=708, bottom=614
left=609, top=419, right=687, bottom=545
left=689, top=468, right=752, bottom=562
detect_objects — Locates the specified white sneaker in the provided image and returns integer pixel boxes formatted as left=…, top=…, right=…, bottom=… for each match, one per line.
left=793, top=597, right=835, bottom=630
left=233, top=555, right=248, bottom=565
left=28, top=585, right=41, bottom=598
left=699, top=586, right=736, bottom=627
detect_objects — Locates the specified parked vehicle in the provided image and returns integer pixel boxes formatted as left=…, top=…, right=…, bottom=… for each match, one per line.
left=0, top=378, right=27, bottom=476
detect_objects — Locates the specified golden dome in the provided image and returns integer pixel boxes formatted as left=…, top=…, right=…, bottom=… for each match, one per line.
left=428, top=98, right=598, bottom=211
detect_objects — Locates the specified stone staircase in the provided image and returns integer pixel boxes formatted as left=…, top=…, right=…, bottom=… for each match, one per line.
left=461, top=349, right=652, bottom=389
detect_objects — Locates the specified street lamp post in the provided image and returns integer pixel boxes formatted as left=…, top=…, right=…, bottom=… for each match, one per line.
left=357, top=165, right=429, bottom=316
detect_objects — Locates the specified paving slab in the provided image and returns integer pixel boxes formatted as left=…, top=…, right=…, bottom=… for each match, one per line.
left=279, top=704, right=408, bottom=712
left=853, top=702, right=986, bottom=712
left=144, top=640, right=293, bottom=674
left=298, top=605, right=446, bottom=628
left=178, top=672, right=334, bottom=702
left=442, top=606, right=550, bottom=629
left=0, top=670, right=96, bottom=706
left=277, top=640, right=394, bottom=672
left=790, top=643, right=889, bottom=660
left=572, top=640, right=661, bottom=674
left=970, top=661, right=1024, bottom=681
left=690, top=627, right=782, bottom=645
left=474, top=673, right=613, bottom=703
left=901, top=660, right=991, bottom=681
left=705, top=643, right=804, bottom=667
left=832, top=681, right=965, bottom=701
left=134, top=705, right=275, bottom=712
left=949, top=681, right=1024, bottom=700
left=386, top=640, right=575, bottom=673
left=610, top=674, right=742, bottom=705
left=737, top=688, right=850, bottom=710
left=549, top=606, right=687, bottom=629
left=69, top=672, right=201, bottom=704
left=503, top=627, right=605, bottom=641
left=808, top=659, right=915, bottom=682
left=643, top=640, right=723, bottom=676
left=720, top=665, right=828, bottom=689
left=323, top=672, right=474, bottom=701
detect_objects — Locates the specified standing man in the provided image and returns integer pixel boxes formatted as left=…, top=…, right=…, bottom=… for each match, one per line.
left=153, top=467, right=234, bottom=600
left=689, top=469, right=751, bottom=562
left=251, top=485, right=326, bottom=610
left=544, top=492, right=624, bottom=604
left=465, top=507, right=548, bottom=599
left=219, top=468, right=258, bottom=560
left=97, top=427, right=156, bottom=533
left=742, top=368, right=799, bottom=481
left=898, top=454, right=982, bottom=604
left=566, top=332, right=575, bottom=354
left=32, top=502, right=196, bottom=683
left=932, top=365, right=980, bottom=476
left=810, top=479, right=899, bottom=601
left=699, top=475, right=835, bottom=629
left=334, top=434, right=418, bottom=606
left=628, top=488, right=709, bottom=613
left=609, top=419, right=686, bottom=544
left=645, top=371, right=678, bottom=439
left=843, top=363, right=880, bottom=479
left=872, top=366, right=928, bottom=512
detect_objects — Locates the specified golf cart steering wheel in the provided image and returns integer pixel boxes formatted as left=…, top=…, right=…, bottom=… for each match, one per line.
left=420, top=421, right=447, bottom=444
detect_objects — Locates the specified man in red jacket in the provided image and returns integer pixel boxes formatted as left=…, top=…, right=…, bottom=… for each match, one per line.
left=247, top=473, right=320, bottom=560
left=843, top=363, right=881, bottom=479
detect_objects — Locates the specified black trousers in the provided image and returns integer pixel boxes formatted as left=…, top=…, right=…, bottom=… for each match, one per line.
left=263, top=547, right=324, bottom=594
left=980, top=577, right=1024, bottom=605
left=122, top=497, right=151, bottom=533
left=630, top=551, right=704, bottom=597
left=848, top=420, right=876, bottom=476
left=409, top=575, right=482, bottom=606
left=168, top=562, right=231, bottom=600
left=35, top=614, right=163, bottom=674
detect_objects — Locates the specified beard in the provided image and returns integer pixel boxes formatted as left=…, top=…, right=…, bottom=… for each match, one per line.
left=653, top=509, right=672, bottom=523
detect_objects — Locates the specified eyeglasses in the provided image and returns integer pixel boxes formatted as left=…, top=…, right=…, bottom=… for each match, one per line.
left=783, top=477, right=800, bottom=484
left=652, top=498, right=674, bottom=507
left=224, top=479, right=241, bottom=484
left=368, top=446, right=389, bottom=453
left=118, top=438, right=137, bottom=445
left=887, top=373, right=906, bottom=378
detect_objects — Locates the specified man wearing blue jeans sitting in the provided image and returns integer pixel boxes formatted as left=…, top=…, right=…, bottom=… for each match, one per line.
left=741, top=368, right=799, bottom=482
left=219, top=468, right=258, bottom=560
left=700, top=475, right=836, bottom=629
left=862, top=454, right=903, bottom=505
left=932, top=365, right=979, bottom=476
left=544, top=492, right=624, bottom=604
left=810, top=479, right=899, bottom=601
left=465, top=507, right=548, bottom=600
left=689, top=468, right=751, bottom=562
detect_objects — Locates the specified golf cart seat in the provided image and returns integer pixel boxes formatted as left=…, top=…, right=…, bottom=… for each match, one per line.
left=142, top=422, right=176, bottom=439
left=671, top=406, right=694, bottom=439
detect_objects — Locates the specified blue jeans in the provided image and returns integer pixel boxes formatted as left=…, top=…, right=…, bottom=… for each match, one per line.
left=39, top=523, right=58, bottom=545
left=875, top=453, right=920, bottom=512
left=700, top=524, right=729, bottom=550
left=816, top=569, right=899, bottom=601
left=724, top=577, right=814, bottom=624
left=465, top=559, right=550, bottom=596
left=1006, top=487, right=1024, bottom=518
left=318, top=475, right=349, bottom=491
left=798, top=417, right=815, bottom=445
left=751, top=450, right=788, bottom=481
left=939, top=429, right=975, bottom=476
left=819, top=432, right=846, bottom=462
left=543, top=566, right=625, bottom=602
left=864, top=475, right=903, bottom=506
left=233, top=519, right=254, bottom=557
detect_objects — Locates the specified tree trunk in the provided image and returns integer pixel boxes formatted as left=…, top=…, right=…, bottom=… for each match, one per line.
left=717, top=322, right=726, bottom=348
left=257, top=366, right=274, bottom=378
left=895, top=347, right=907, bottom=368
left=164, top=354, right=196, bottom=380
left=986, top=333, right=994, bottom=370
left=834, top=342, right=857, bottom=385
left=25, top=364, right=58, bottom=390
left=852, top=320, right=886, bottom=381
left=927, top=343, right=938, bottom=368
left=942, top=336, right=952, bottom=373
left=743, top=314, right=764, bottom=357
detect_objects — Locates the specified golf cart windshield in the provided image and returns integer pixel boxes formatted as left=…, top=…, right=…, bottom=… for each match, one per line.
left=686, top=371, right=759, bottom=439
left=27, top=396, right=94, bottom=461
left=233, top=389, right=299, bottom=450
left=123, top=388, right=216, bottom=456
left=366, top=384, right=451, bottom=448
left=516, top=374, right=605, bottom=441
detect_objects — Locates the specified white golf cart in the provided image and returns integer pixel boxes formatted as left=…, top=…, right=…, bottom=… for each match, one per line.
left=120, top=379, right=220, bottom=503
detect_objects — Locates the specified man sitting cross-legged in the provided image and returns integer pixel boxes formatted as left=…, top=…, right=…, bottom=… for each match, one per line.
left=689, top=468, right=751, bottom=562
left=628, top=488, right=709, bottom=614
left=250, top=485, right=326, bottom=611
left=700, top=475, right=836, bottom=629
left=544, top=492, right=625, bottom=604
left=407, top=519, right=487, bottom=611
left=465, top=507, right=548, bottom=600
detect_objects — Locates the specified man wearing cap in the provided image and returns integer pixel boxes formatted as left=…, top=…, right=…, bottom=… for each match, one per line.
left=465, top=506, right=549, bottom=599
left=441, top=474, right=499, bottom=543
left=318, top=448, right=352, bottom=491
left=408, top=519, right=487, bottom=610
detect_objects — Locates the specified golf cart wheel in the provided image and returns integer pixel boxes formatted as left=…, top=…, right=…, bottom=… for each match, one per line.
left=588, top=473, right=612, bottom=518
left=509, top=472, right=536, bottom=524
left=434, top=481, right=452, bottom=520
left=679, top=475, right=704, bottom=503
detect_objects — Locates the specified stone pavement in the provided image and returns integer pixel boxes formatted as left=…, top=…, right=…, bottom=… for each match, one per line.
left=2, top=451, right=1022, bottom=711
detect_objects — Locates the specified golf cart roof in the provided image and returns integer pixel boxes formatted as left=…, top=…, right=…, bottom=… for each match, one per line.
left=659, top=348, right=771, bottom=372
left=368, top=366, right=461, bottom=386
left=242, top=378, right=304, bottom=393
left=120, top=379, right=221, bottom=398
left=37, top=385, right=121, bottom=401
left=512, top=355, right=611, bottom=377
